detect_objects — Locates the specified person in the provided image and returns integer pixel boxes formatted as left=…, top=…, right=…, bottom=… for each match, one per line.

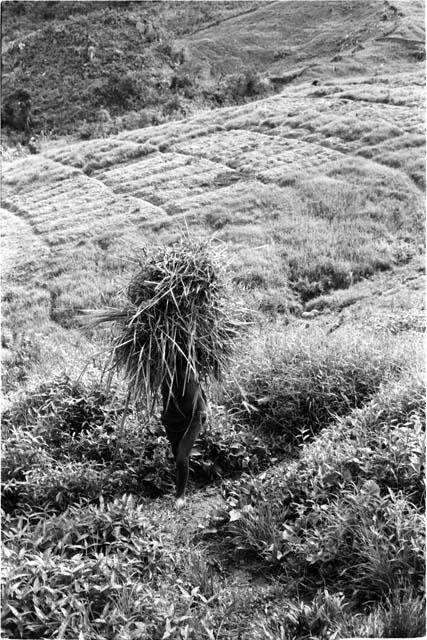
left=161, top=360, right=207, bottom=509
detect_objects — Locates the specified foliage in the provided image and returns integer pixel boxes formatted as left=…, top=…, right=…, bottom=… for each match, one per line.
left=2, top=375, right=123, bottom=439
left=1, top=3, right=425, bottom=632
left=1, top=324, right=425, bottom=636
left=207, top=69, right=270, bottom=106
left=246, top=586, right=426, bottom=639
left=225, top=327, right=414, bottom=443
left=1, top=89, right=32, bottom=132
left=88, top=73, right=141, bottom=110
left=1, top=3, right=272, bottom=137
left=211, top=369, right=425, bottom=604
left=1, top=374, right=273, bottom=515
left=1, top=494, right=175, bottom=640
left=1, top=332, right=41, bottom=393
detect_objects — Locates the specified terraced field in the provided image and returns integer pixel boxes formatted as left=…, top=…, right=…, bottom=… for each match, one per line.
left=3, top=67, right=424, bottom=325
left=1, top=2, right=425, bottom=638
left=4, top=69, right=424, bottom=243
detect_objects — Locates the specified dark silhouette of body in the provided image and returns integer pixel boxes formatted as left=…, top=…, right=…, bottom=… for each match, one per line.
left=161, top=359, right=206, bottom=507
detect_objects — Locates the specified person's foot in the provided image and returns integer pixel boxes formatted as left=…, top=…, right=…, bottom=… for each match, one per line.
left=176, top=497, right=186, bottom=510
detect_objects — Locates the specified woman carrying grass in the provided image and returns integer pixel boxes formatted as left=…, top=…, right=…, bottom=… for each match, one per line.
left=94, top=239, right=238, bottom=508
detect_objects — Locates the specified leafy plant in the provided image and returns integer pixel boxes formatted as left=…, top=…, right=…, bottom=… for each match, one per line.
left=211, top=369, right=425, bottom=604
left=226, top=327, right=414, bottom=443
left=89, top=72, right=141, bottom=110
left=2, top=375, right=124, bottom=439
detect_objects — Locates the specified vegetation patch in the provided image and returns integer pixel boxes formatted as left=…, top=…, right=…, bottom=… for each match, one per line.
left=1, top=374, right=271, bottom=515
left=1, top=3, right=425, bottom=637
left=225, top=326, right=417, bottom=443
left=210, top=368, right=425, bottom=608
left=1, top=2, right=271, bottom=140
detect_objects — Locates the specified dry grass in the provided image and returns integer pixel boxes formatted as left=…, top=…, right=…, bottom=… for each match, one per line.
left=85, top=239, right=240, bottom=407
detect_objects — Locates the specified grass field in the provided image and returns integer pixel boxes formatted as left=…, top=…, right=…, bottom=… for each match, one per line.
left=1, top=1, right=425, bottom=639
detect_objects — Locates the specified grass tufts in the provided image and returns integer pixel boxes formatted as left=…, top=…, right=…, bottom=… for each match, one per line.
left=211, top=367, right=425, bottom=604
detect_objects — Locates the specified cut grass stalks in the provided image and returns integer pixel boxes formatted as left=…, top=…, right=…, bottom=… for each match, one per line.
left=83, top=238, right=242, bottom=409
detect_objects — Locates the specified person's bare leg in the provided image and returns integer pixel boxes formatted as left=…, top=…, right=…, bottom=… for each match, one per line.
left=175, top=411, right=205, bottom=508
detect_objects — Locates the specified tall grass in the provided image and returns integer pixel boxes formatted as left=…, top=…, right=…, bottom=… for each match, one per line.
left=2, top=312, right=425, bottom=638
left=225, top=325, right=419, bottom=443
left=213, top=363, right=425, bottom=604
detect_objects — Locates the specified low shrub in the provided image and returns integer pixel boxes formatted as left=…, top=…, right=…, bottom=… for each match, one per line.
left=225, top=327, right=415, bottom=443
left=224, top=69, right=269, bottom=100
left=211, top=369, right=425, bottom=604
left=192, top=413, right=273, bottom=482
left=88, top=72, right=141, bottom=110
left=1, top=495, right=174, bottom=640
left=248, top=589, right=352, bottom=640
left=2, top=374, right=276, bottom=514
left=247, top=585, right=426, bottom=639
left=1, top=88, right=32, bottom=132
left=163, top=95, right=185, bottom=116
left=3, top=494, right=167, bottom=561
left=2, top=419, right=174, bottom=513
left=2, top=416, right=273, bottom=515
left=2, top=375, right=124, bottom=439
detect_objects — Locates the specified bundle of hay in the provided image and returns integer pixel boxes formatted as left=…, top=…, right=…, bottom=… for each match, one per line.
left=90, top=239, right=239, bottom=407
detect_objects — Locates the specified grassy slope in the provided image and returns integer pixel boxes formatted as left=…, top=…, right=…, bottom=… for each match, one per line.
left=1, top=2, right=425, bottom=639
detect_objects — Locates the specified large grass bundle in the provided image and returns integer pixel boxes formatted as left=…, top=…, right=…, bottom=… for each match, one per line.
left=91, top=239, right=240, bottom=407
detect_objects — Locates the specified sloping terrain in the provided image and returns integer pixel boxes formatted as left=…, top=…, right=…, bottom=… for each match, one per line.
left=185, top=0, right=415, bottom=73
left=1, top=2, right=425, bottom=639
left=1, top=1, right=265, bottom=136
left=2, top=0, right=424, bottom=138
left=3, top=65, right=424, bottom=297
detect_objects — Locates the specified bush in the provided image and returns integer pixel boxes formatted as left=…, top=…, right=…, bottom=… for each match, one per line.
left=2, top=375, right=124, bottom=439
left=89, top=72, right=140, bottom=110
left=224, top=69, right=268, bottom=100
left=206, top=68, right=270, bottom=107
left=1, top=89, right=33, bottom=132
left=1, top=495, right=172, bottom=639
left=170, top=72, right=193, bottom=91
left=211, top=369, right=425, bottom=604
left=1, top=373, right=277, bottom=514
left=191, top=413, right=272, bottom=482
left=117, top=108, right=162, bottom=130
left=225, top=328, right=415, bottom=443
left=163, top=95, right=184, bottom=116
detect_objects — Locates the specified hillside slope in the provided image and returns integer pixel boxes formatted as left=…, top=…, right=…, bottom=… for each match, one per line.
left=1, top=1, right=265, bottom=137
left=1, top=3, right=425, bottom=639
left=1, top=0, right=424, bottom=138
left=185, top=0, right=425, bottom=75
left=2, top=60, right=424, bottom=379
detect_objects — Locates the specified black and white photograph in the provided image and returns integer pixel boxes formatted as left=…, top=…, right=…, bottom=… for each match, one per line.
left=1, top=1, right=425, bottom=638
